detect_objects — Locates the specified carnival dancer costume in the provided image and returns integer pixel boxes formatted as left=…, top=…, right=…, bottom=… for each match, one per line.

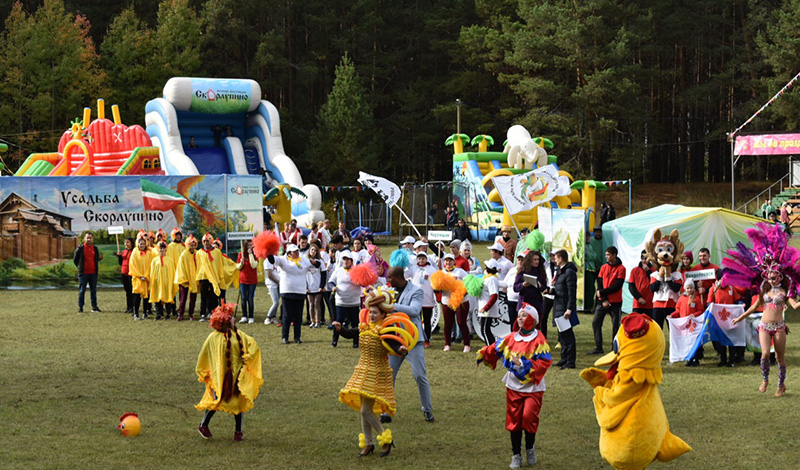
left=338, top=287, right=419, bottom=456
left=477, top=303, right=552, bottom=468
left=196, top=302, right=263, bottom=441
left=580, top=313, right=691, bottom=470
left=724, top=221, right=800, bottom=396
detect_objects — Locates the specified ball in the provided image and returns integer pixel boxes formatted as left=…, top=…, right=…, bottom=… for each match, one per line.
left=118, top=413, right=141, bottom=437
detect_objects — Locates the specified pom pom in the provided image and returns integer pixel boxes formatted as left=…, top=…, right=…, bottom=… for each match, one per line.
left=390, top=249, right=410, bottom=268
left=350, top=262, right=379, bottom=287
left=376, top=428, right=393, bottom=447
left=253, top=231, right=280, bottom=259
left=525, top=229, right=545, bottom=251
left=430, top=270, right=466, bottom=309
left=463, top=274, right=484, bottom=297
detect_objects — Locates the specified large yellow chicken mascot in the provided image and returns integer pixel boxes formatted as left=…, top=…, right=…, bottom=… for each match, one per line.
left=580, top=313, right=691, bottom=470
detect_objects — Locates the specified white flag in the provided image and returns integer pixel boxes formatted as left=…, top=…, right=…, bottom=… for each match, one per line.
left=491, top=164, right=572, bottom=215
left=358, top=172, right=401, bottom=207
left=707, top=303, right=746, bottom=347
left=667, top=313, right=707, bottom=363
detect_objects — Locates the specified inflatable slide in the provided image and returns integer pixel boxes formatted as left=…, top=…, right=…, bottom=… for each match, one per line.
left=144, top=77, right=323, bottom=226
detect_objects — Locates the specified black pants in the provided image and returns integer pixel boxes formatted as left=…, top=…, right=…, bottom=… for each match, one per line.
left=199, top=280, right=218, bottom=317
left=510, top=430, right=536, bottom=454
left=281, top=294, right=305, bottom=341
left=592, top=302, right=621, bottom=351
left=558, top=327, right=576, bottom=366
left=321, top=291, right=331, bottom=323
left=421, top=307, right=433, bottom=341
left=651, top=307, right=672, bottom=330
left=201, top=410, right=242, bottom=432
left=122, top=274, right=134, bottom=311
left=540, top=297, right=553, bottom=341
left=333, top=305, right=360, bottom=346
left=155, top=302, right=176, bottom=319
left=480, top=317, right=496, bottom=346
left=506, top=297, right=519, bottom=332
left=133, top=295, right=151, bottom=317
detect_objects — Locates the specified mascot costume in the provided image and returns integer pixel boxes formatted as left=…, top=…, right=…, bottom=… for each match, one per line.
left=581, top=313, right=691, bottom=470
left=645, top=229, right=685, bottom=328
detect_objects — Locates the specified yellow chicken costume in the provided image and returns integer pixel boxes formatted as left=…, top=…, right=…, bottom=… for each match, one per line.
left=149, top=253, right=176, bottom=303
left=196, top=246, right=224, bottom=296
left=167, top=227, right=185, bottom=269
left=580, top=313, right=691, bottom=470
left=175, top=248, right=199, bottom=294
left=129, top=247, right=155, bottom=298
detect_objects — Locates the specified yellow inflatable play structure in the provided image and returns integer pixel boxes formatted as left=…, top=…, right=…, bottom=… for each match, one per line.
left=580, top=313, right=691, bottom=470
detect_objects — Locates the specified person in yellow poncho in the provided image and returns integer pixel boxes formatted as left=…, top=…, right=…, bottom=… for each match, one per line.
left=196, top=233, right=224, bottom=322
left=580, top=313, right=691, bottom=470
left=175, top=235, right=199, bottom=321
left=333, top=288, right=418, bottom=457
left=214, top=238, right=240, bottom=303
left=167, top=227, right=186, bottom=268
left=150, top=242, right=177, bottom=320
left=129, top=234, right=156, bottom=320
left=196, top=302, right=263, bottom=442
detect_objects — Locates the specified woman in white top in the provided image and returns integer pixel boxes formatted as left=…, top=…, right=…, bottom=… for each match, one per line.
left=499, top=251, right=526, bottom=327
left=327, top=250, right=361, bottom=347
left=351, top=238, right=370, bottom=265
left=461, top=241, right=482, bottom=275
left=268, top=244, right=319, bottom=344
left=305, top=243, right=327, bottom=328
left=439, top=253, right=469, bottom=352
left=408, top=251, right=438, bottom=347
left=477, top=259, right=501, bottom=346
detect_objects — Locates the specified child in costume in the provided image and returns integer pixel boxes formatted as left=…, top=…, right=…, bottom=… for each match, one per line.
left=728, top=223, right=800, bottom=396
left=150, top=242, right=177, bottom=320
left=129, top=232, right=156, bottom=320
left=196, top=233, right=224, bottom=321
left=214, top=238, right=240, bottom=303
left=477, top=303, right=552, bottom=469
left=196, top=302, right=263, bottom=441
left=175, top=235, right=199, bottom=321
left=333, top=287, right=419, bottom=457
left=669, top=279, right=705, bottom=366
left=581, top=313, right=691, bottom=470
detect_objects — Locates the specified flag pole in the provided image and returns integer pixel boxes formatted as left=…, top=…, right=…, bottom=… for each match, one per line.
left=394, top=204, right=423, bottom=238
left=490, top=176, right=523, bottom=239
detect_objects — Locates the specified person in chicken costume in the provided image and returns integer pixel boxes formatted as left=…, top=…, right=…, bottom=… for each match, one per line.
left=580, top=313, right=691, bottom=470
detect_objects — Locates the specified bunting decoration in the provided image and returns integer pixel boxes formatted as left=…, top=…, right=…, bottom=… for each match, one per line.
left=729, top=70, right=800, bottom=139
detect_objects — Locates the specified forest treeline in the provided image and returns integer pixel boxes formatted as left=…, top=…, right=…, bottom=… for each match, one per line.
left=1, top=0, right=799, bottom=185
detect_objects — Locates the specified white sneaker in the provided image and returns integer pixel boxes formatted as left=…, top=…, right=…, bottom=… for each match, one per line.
left=463, top=345, right=471, bottom=353
left=510, top=454, right=522, bottom=469
left=199, top=315, right=206, bottom=322
left=248, top=318, right=254, bottom=324
left=443, top=345, right=451, bottom=351
left=526, top=447, right=537, bottom=466
left=239, top=317, right=248, bottom=323
left=264, top=318, right=272, bottom=325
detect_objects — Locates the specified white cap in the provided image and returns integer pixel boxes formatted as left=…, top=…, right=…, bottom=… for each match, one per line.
left=484, top=258, right=499, bottom=270
left=488, top=242, right=505, bottom=252
left=338, top=250, right=353, bottom=260
left=413, top=240, right=427, bottom=249
left=443, top=253, right=455, bottom=261
left=401, top=236, right=416, bottom=245
left=684, top=279, right=695, bottom=289
left=416, top=251, right=429, bottom=258
left=286, top=244, right=299, bottom=252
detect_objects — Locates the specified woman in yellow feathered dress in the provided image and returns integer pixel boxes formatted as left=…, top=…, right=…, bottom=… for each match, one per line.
left=196, top=302, right=263, bottom=442
left=129, top=234, right=156, bottom=320
left=333, top=287, right=419, bottom=457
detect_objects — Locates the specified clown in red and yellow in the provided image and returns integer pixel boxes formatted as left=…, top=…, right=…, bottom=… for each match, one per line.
left=477, top=303, right=552, bottom=468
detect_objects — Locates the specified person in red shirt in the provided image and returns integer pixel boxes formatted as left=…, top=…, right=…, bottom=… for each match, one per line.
left=73, top=232, right=104, bottom=313
left=628, top=250, right=654, bottom=316
left=670, top=279, right=706, bottom=366
left=114, top=237, right=135, bottom=313
left=588, top=246, right=626, bottom=354
left=689, top=248, right=718, bottom=297
left=449, top=239, right=470, bottom=272
left=280, top=219, right=303, bottom=252
left=707, top=268, right=746, bottom=367
left=237, top=240, right=259, bottom=324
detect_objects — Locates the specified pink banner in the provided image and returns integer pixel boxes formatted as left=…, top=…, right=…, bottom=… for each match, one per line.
left=734, top=133, right=800, bottom=156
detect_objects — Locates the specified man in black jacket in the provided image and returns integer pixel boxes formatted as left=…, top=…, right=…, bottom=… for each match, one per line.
left=552, top=250, right=578, bottom=369
left=73, top=232, right=103, bottom=313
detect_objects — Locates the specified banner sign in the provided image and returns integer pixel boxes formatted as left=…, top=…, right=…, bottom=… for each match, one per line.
left=190, top=78, right=252, bottom=114
left=684, top=269, right=716, bottom=282
left=108, top=226, right=124, bottom=235
left=357, top=172, right=401, bottom=207
left=538, top=207, right=587, bottom=310
left=492, top=165, right=571, bottom=215
left=227, top=231, right=255, bottom=241
left=734, top=133, right=800, bottom=156
left=0, top=175, right=263, bottom=237
left=427, top=230, right=452, bottom=241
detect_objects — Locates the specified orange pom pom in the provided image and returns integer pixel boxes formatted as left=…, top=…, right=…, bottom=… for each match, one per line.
left=349, top=262, right=378, bottom=287
left=253, top=231, right=280, bottom=259
left=430, top=270, right=466, bottom=309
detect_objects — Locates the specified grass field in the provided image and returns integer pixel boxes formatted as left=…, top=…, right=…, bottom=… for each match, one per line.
left=2, top=284, right=799, bottom=470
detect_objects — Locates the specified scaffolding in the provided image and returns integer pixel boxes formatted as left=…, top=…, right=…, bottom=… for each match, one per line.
left=336, top=199, right=393, bottom=235
left=398, top=181, right=479, bottom=238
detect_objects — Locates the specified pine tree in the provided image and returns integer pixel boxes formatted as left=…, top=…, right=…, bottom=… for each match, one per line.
left=305, top=53, right=381, bottom=185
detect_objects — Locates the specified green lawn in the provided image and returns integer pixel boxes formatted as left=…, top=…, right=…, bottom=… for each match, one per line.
left=2, top=287, right=799, bottom=470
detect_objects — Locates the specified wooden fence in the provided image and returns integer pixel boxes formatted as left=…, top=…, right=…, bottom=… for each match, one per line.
left=0, top=234, right=77, bottom=265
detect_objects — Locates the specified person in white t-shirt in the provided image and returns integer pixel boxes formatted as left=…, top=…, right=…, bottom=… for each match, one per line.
left=305, top=242, right=327, bottom=328
left=351, top=237, right=370, bottom=265
left=500, top=251, right=526, bottom=327
left=267, top=244, right=319, bottom=344
left=488, top=242, right=515, bottom=279
left=327, top=250, right=361, bottom=348
left=408, top=251, right=438, bottom=348
left=477, top=259, right=501, bottom=345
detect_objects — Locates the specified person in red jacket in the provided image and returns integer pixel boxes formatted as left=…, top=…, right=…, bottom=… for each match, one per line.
left=237, top=240, right=259, bottom=324
left=707, top=269, right=745, bottom=367
left=689, top=248, right=718, bottom=297
left=588, top=246, right=626, bottom=354
left=628, top=250, right=654, bottom=316
left=670, top=279, right=706, bottom=366
left=114, top=237, right=135, bottom=313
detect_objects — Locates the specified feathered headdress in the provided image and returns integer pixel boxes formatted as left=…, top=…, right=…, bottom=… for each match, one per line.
left=252, top=231, right=280, bottom=259
left=722, top=222, right=800, bottom=296
left=389, top=249, right=410, bottom=268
